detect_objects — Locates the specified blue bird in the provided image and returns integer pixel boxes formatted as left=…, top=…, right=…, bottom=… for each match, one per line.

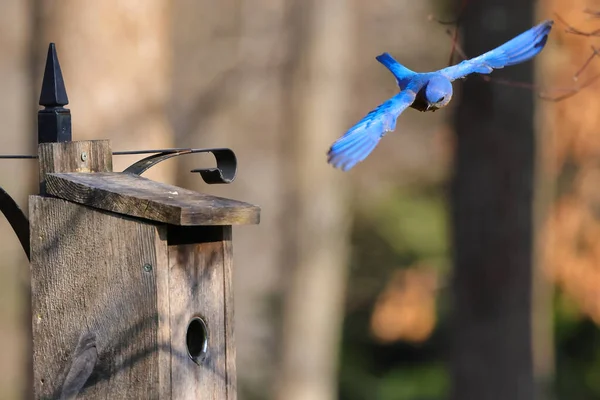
left=327, top=20, right=553, bottom=171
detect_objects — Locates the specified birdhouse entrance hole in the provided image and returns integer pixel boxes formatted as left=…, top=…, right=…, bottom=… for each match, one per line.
left=186, top=317, right=209, bottom=365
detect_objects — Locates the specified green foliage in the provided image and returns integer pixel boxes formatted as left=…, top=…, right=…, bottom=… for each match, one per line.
left=376, top=364, right=449, bottom=400
left=341, top=185, right=600, bottom=400
left=554, top=290, right=600, bottom=400
left=340, top=187, right=450, bottom=400
left=371, top=188, right=449, bottom=270
left=345, top=186, right=450, bottom=312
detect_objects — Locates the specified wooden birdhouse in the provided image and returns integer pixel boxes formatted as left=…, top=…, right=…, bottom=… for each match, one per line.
left=0, top=44, right=260, bottom=399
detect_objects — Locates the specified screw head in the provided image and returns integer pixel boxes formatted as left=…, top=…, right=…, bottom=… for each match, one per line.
left=81, top=152, right=88, bottom=161
left=143, top=263, right=152, bottom=272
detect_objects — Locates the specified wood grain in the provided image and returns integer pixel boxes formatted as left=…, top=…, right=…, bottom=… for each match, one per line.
left=45, top=172, right=261, bottom=226
left=156, top=226, right=172, bottom=399
left=29, top=196, right=167, bottom=399
left=166, top=225, right=235, bottom=399
left=222, top=226, right=236, bottom=400
left=38, top=140, right=112, bottom=193
left=33, top=139, right=246, bottom=398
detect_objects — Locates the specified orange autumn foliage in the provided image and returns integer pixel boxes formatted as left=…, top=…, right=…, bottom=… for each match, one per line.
left=541, top=3, right=600, bottom=322
left=370, top=266, right=439, bottom=344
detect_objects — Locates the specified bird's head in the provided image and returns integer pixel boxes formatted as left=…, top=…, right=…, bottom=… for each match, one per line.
left=425, top=76, right=453, bottom=110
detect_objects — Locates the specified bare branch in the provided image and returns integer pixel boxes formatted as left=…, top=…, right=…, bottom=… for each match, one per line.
left=539, top=73, right=600, bottom=101
left=429, top=0, right=469, bottom=66
left=429, top=10, right=600, bottom=102
left=554, top=13, right=600, bottom=37
left=583, top=8, right=600, bottom=18
left=428, top=14, right=461, bottom=26
left=441, top=28, right=468, bottom=61
left=573, top=46, right=600, bottom=80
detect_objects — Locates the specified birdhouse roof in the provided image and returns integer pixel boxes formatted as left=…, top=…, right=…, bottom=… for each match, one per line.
left=44, top=172, right=260, bottom=226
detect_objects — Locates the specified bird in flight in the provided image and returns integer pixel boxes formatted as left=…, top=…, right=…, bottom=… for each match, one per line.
left=327, top=20, right=553, bottom=171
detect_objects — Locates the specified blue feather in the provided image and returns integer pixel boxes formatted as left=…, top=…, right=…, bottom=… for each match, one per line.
left=327, top=20, right=553, bottom=171
left=376, top=53, right=416, bottom=88
left=439, top=20, right=553, bottom=81
left=328, top=88, right=419, bottom=171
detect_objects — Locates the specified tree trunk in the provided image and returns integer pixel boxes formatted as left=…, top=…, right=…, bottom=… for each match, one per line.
left=0, top=2, right=35, bottom=399
left=38, top=0, right=174, bottom=183
left=275, top=1, right=352, bottom=399
left=449, top=1, right=548, bottom=398
left=170, top=0, right=290, bottom=397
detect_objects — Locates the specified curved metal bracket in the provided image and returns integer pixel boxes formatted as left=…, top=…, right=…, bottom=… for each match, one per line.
left=0, top=186, right=30, bottom=260
left=122, top=148, right=237, bottom=184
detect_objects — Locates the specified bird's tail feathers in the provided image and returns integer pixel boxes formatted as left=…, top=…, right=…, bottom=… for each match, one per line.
left=376, top=52, right=415, bottom=82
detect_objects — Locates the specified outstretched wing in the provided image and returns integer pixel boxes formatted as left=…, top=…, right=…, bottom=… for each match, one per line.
left=439, top=20, right=553, bottom=81
left=327, top=86, right=420, bottom=171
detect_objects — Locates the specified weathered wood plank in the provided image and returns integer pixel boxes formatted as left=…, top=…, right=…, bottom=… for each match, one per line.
left=38, top=140, right=112, bottom=193
left=45, top=172, right=261, bottom=226
left=29, top=196, right=167, bottom=399
left=223, top=226, right=236, bottom=400
left=166, top=225, right=233, bottom=399
left=156, top=228, right=173, bottom=399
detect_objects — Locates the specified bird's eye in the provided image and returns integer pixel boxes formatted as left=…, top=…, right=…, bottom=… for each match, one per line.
left=437, top=96, right=445, bottom=103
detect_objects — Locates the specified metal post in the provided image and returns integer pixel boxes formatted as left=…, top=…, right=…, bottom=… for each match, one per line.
left=37, top=43, right=71, bottom=144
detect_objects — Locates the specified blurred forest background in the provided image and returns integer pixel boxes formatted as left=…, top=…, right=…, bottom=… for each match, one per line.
left=1, top=0, right=600, bottom=399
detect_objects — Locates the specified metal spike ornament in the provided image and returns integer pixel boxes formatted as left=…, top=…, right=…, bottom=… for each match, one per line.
left=38, top=43, right=72, bottom=144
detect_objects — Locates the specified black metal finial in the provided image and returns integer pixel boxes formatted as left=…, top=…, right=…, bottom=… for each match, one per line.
left=38, top=43, right=72, bottom=144
left=39, top=43, right=69, bottom=107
